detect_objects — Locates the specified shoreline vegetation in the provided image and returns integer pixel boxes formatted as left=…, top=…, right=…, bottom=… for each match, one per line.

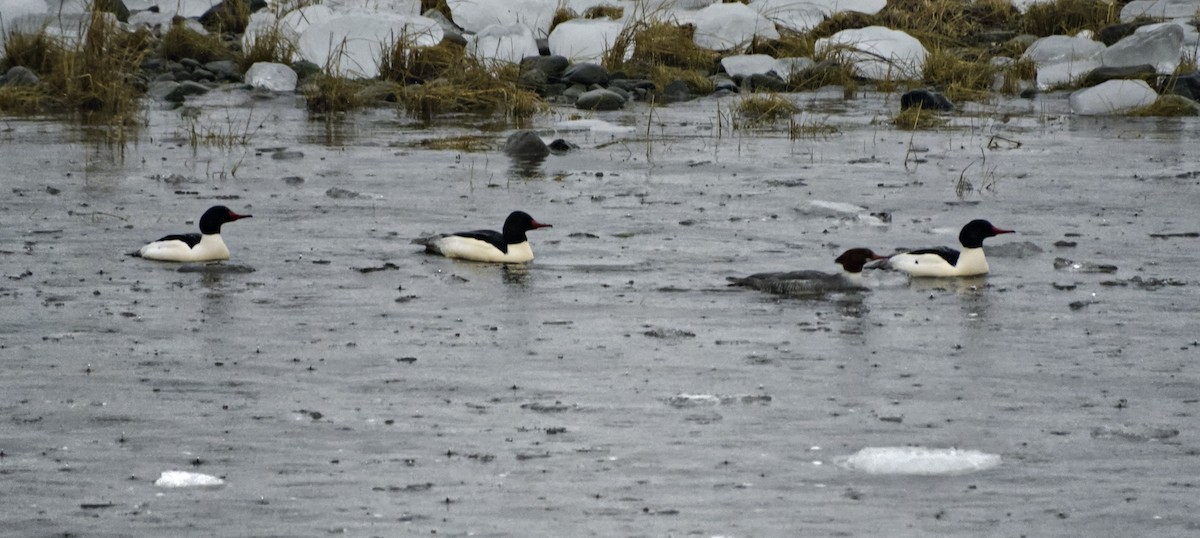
left=0, top=0, right=1197, bottom=133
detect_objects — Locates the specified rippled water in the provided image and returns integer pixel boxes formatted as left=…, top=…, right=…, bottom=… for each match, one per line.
left=2, top=89, right=1199, bottom=537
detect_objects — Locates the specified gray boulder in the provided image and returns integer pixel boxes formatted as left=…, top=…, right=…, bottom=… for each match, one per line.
left=575, top=88, right=625, bottom=111
left=562, top=63, right=609, bottom=86
left=0, top=66, right=39, bottom=87
left=503, top=130, right=550, bottom=159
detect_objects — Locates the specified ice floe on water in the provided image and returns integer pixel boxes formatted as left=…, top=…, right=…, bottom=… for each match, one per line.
left=553, top=119, right=636, bottom=134
left=245, top=62, right=298, bottom=92
left=154, top=471, right=225, bottom=488
left=665, top=393, right=773, bottom=408
left=835, top=447, right=1002, bottom=475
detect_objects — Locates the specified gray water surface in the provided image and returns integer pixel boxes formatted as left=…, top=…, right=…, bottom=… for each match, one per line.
left=2, top=90, right=1199, bottom=537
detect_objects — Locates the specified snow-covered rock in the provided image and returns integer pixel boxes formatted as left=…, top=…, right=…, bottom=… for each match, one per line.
left=721, top=54, right=778, bottom=78
left=1120, top=0, right=1200, bottom=22
left=154, top=471, right=225, bottom=488
left=693, top=2, right=780, bottom=51
left=447, top=0, right=557, bottom=36
left=771, top=57, right=816, bottom=80
left=751, top=0, right=886, bottom=32
left=835, top=447, right=1001, bottom=475
left=547, top=18, right=628, bottom=63
left=468, top=23, right=539, bottom=63
left=816, top=26, right=927, bottom=80
left=1102, top=23, right=1184, bottom=74
left=1022, top=33, right=1106, bottom=89
left=245, top=62, right=299, bottom=91
left=1069, top=79, right=1158, bottom=115
left=298, top=12, right=443, bottom=78
left=324, top=0, right=421, bottom=15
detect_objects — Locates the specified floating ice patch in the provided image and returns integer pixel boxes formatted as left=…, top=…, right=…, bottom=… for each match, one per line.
left=154, top=471, right=225, bottom=488
left=553, top=119, right=635, bottom=134
left=835, top=447, right=1001, bottom=475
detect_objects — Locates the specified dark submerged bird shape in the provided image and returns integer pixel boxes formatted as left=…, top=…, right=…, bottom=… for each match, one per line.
left=727, top=248, right=887, bottom=295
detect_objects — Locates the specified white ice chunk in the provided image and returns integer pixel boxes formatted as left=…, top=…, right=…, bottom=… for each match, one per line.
left=324, top=0, right=421, bottom=15
left=750, top=0, right=827, bottom=32
left=468, top=23, right=539, bottom=63
left=298, top=12, right=443, bottom=78
left=282, top=4, right=336, bottom=39
left=154, top=470, right=226, bottom=488
left=243, top=12, right=301, bottom=63
left=1069, top=79, right=1158, bottom=115
left=155, top=0, right=220, bottom=18
left=771, top=57, right=815, bottom=79
left=245, top=62, right=299, bottom=91
left=1103, top=23, right=1184, bottom=74
left=816, top=26, right=927, bottom=80
left=554, top=119, right=636, bottom=134
left=1136, top=21, right=1200, bottom=49
left=1121, top=0, right=1200, bottom=22
left=547, top=18, right=629, bottom=63
left=693, top=2, right=780, bottom=51
left=1022, top=34, right=1106, bottom=89
left=835, top=447, right=1002, bottom=475
left=447, top=0, right=558, bottom=36
left=721, top=54, right=778, bottom=78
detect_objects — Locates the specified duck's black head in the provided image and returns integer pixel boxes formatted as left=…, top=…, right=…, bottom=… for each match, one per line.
left=959, top=219, right=1013, bottom=249
left=834, top=248, right=888, bottom=273
left=502, top=211, right=552, bottom=243
left=199, top=205, right=252, bottom=235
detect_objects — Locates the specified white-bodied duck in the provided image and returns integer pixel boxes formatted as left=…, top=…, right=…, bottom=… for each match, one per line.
left=136, top=205, right=252, bottom=262
left=413, top=211, right=552, bottom=263
left=887, top=219, right=1014, bottom=277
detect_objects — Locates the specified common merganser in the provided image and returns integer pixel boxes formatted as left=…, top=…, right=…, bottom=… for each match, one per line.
left=413, top=211, right=552, bottom=263
left=727, top=248, right=887, bottom=295
left=887, top=219, right=1014, bottom=277
left=135, top=205, right=252, bottom=262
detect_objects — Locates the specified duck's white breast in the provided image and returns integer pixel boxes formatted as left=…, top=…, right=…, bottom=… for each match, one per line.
left=433, top=236, right=533, bottom=263
left=139, top=234, right=230, bottom=262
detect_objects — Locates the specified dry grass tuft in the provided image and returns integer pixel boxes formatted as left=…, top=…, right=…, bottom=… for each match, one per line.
left=892, top=105, right=947, bottom=130
left=584, top=5, right=624, bottom=20
left=377, top=39, right=547, bottom=122
left=416, top=134, right=495, bottom=152
left=0, top=11, right=151, bottom=124
left=161, top=22, right=231, bottom=63
left=737, top=93, right=800, bottom=124
left=238, top=19, right=296, bottom=71
left=1128, top=95, right=1200, bottom=117
left=1021, top=0, right=1118, bottom=36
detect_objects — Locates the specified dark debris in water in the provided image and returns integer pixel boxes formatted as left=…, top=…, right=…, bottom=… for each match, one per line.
left=177, top=263, right=255, bottom=274
left=1054, top=257, right=1117, bottom=274
left=642, top=327, right=695, bottom=339
left=354, top=262, right=399, bottom=274
left=521, top=401, right=576, bottom=413
left=1100, top=276, right=1187, bottom=290
left=1091, top=424, right=1179, bottom=442
left=1149, top=232, right=1199, bottom=239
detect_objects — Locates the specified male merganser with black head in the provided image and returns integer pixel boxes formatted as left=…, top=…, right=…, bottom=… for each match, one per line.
left=136, top=205, right=252, bottom=262
left=413, top=211, right=552, bottom=263
left=727, top=248, right=887, bottom=295
left=887, top=219, right=1014, bottom=277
